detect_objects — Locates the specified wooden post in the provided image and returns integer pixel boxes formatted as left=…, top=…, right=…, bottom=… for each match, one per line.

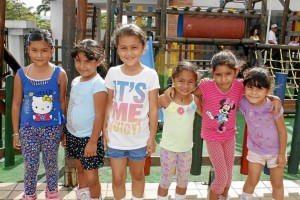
left=95, top=8, right=102, bottom=43
left=155, top=0, right=162, bottom=37
left=136, top=5, right=143, bottom=27
left=245, top=0, right=253, bottom=38
left=247, top=0, right=253, bottom=11
left=77, top=0, right=87, bottom=42
left=91, top=6, right=97, bottom=40
left=0, top=0, right=5, bottom=150
left=280, top=0, right=290, bottom=44
left=116, top=0, right=123, bottom=25
left=115, top=0, right=123, bottom=65
left=161, top=0, right=167, bottom=47
left=55, top=40, right=59, bottom=66
left=4, top=76, right=14, bottom=167
left=62, top=0, right=77, bottom=188
left=260, top=0, right=267, bottom=43
left=105, top=0, right=112, bottom=66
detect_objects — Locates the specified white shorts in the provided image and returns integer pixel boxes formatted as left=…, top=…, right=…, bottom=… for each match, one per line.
left=246, top=150, right=282, bottom=168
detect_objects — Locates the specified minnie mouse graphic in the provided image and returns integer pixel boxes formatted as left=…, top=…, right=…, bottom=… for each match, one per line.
left=206, top=97, right=235, bottom=133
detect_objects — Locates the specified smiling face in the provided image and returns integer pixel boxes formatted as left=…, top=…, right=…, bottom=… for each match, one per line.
left=117, top=35, right=145, bottom=69
left=212, top=64, right=238, bottom=93
left=74, top=52, right=101, bottom=81
left=244, top=85, right=270, bottom=106
left=172, top=70, right=197, bottom=97
left=27, top=41, right=54, bottom=67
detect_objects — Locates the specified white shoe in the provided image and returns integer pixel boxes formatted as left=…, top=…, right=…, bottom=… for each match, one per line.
left=76, top=187, right=90, bottom=200
left=219, top=195, right=230, bottom=200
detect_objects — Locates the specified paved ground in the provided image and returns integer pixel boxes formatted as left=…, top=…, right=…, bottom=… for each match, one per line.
left=1, top=180, right=300, bottom=200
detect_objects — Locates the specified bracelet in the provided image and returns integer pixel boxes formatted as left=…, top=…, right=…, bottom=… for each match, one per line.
left=12, top=133, right=19, bottom=137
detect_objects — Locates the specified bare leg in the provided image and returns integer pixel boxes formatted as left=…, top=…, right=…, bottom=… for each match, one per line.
left=270, top=166, right=284, bottom=200
left=110, top=158, right=128, bottom=200
left=129, top=159, right=146, bottom=198
left=85, top=169, right=101, bottom=198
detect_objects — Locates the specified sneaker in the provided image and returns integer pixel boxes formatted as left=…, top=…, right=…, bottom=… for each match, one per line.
left=219, top=195, right=230, bottom=200
left=21, top=194, right=37, bottom=200
left=45, top=188, right=61, bottom=200
left=76, top=187, right=90, bottom=200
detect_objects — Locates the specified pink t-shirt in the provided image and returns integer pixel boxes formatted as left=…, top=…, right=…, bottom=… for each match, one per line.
left=199, top=79, right=244, bottom=142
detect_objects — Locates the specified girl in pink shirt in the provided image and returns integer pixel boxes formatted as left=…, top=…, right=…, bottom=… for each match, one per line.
left=197, top=51, right=243, bottom=200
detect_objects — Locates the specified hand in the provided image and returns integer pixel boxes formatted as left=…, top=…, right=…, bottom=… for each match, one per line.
left=199, top=77, right=210, bottom=83
left=61, top=134, right=66, bottom=148
left=13, top=135, right=21, bottom=151
left=102, top=128, right=109, bottom=150
left=277, top=154, right=287, bottom=168
left=164, top=87, right=175, bottom=101
left=146, top=137, right=156, bottom=156
left=84, top=141, right=97, bottom=158
left=270, top=98, right=282, bottom=116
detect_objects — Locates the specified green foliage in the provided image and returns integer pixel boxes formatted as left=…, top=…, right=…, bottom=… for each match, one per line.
left=36, top=0, right=50, bottom=16
left=5, top=0, right=50, bottom=29
left=101, top=14, right=107, bottom=29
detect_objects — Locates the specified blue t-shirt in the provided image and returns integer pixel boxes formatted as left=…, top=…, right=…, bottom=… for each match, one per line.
left=18, top=66, right=65, bottom=127
left=66, top=74, right=107, bottom=137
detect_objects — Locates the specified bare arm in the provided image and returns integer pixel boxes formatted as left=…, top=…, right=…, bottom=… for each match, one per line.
left=158, top=94, right=171, bottom=109
left=103, top=89, right=114, bottom=149
left=12, top=73, right=23, bottom=150
left=267, top=95, right=282, bottom=115
left=58, top=69, right=68, bottom=117
left=164, top=87, right=175, bottom=101
left=84, top=91, right=108, bottom=157
left=193, top=87, right=202, bottom=98
left=148, top=88, right=159, bottom=155
left=274, top=114, right=287, bottom=168
left=194, top=95, right=202, bottom=116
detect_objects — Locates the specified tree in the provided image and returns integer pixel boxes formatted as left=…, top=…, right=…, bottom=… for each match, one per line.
left=36, top=0, right=50, bottom=16
left=5, top=0, right=50, bottom=29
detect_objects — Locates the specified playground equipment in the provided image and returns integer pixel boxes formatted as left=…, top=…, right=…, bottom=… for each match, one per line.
left=103, top=0, right=300, bottom=176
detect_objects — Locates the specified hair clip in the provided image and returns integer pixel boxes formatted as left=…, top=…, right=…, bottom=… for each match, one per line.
left=27, top=33, right=32, bottom=42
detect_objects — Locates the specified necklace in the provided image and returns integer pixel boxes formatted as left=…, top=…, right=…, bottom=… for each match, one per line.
left=175, top=96, right=185, bottom=102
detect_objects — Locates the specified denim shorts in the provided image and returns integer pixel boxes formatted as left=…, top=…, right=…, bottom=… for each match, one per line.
left=107, top=146, right=147, bottom=161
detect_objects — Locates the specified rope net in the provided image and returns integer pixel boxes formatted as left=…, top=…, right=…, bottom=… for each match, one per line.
left=258, top=48, right=300, bottom=100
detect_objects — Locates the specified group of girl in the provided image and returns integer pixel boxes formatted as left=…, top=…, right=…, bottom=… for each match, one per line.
left=11, top=24, right=287, bottom=200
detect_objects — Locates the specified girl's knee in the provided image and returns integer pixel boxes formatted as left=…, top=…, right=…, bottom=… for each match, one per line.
left=130, top=168, right=144, bottom=182
left=113, top=174, right=126, bottom=187
left=271, top=179, right=283, bottom=190
left=131, top=171, right=144, bottom=182
left=246, top=177, right=260, bottom=188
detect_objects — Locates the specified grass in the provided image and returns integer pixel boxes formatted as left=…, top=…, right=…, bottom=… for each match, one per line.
left=0, top=113, right=299, bottom=184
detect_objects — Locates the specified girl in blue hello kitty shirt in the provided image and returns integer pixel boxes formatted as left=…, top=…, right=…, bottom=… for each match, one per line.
left=12, top=29, right=68, bottom=200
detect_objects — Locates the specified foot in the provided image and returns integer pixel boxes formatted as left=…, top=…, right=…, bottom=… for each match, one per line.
left=76, top=187, right=91, bottom=200
left=219, top=195, right=230, bottom=200
left=21, top=193, right=37, bottom=200
left=45, top=188, right=61, bottom=200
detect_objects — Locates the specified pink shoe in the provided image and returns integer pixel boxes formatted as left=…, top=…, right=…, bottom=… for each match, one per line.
left=21, top=193, right=37, bottom=200
left=45, top=188, right=61, bottom=200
